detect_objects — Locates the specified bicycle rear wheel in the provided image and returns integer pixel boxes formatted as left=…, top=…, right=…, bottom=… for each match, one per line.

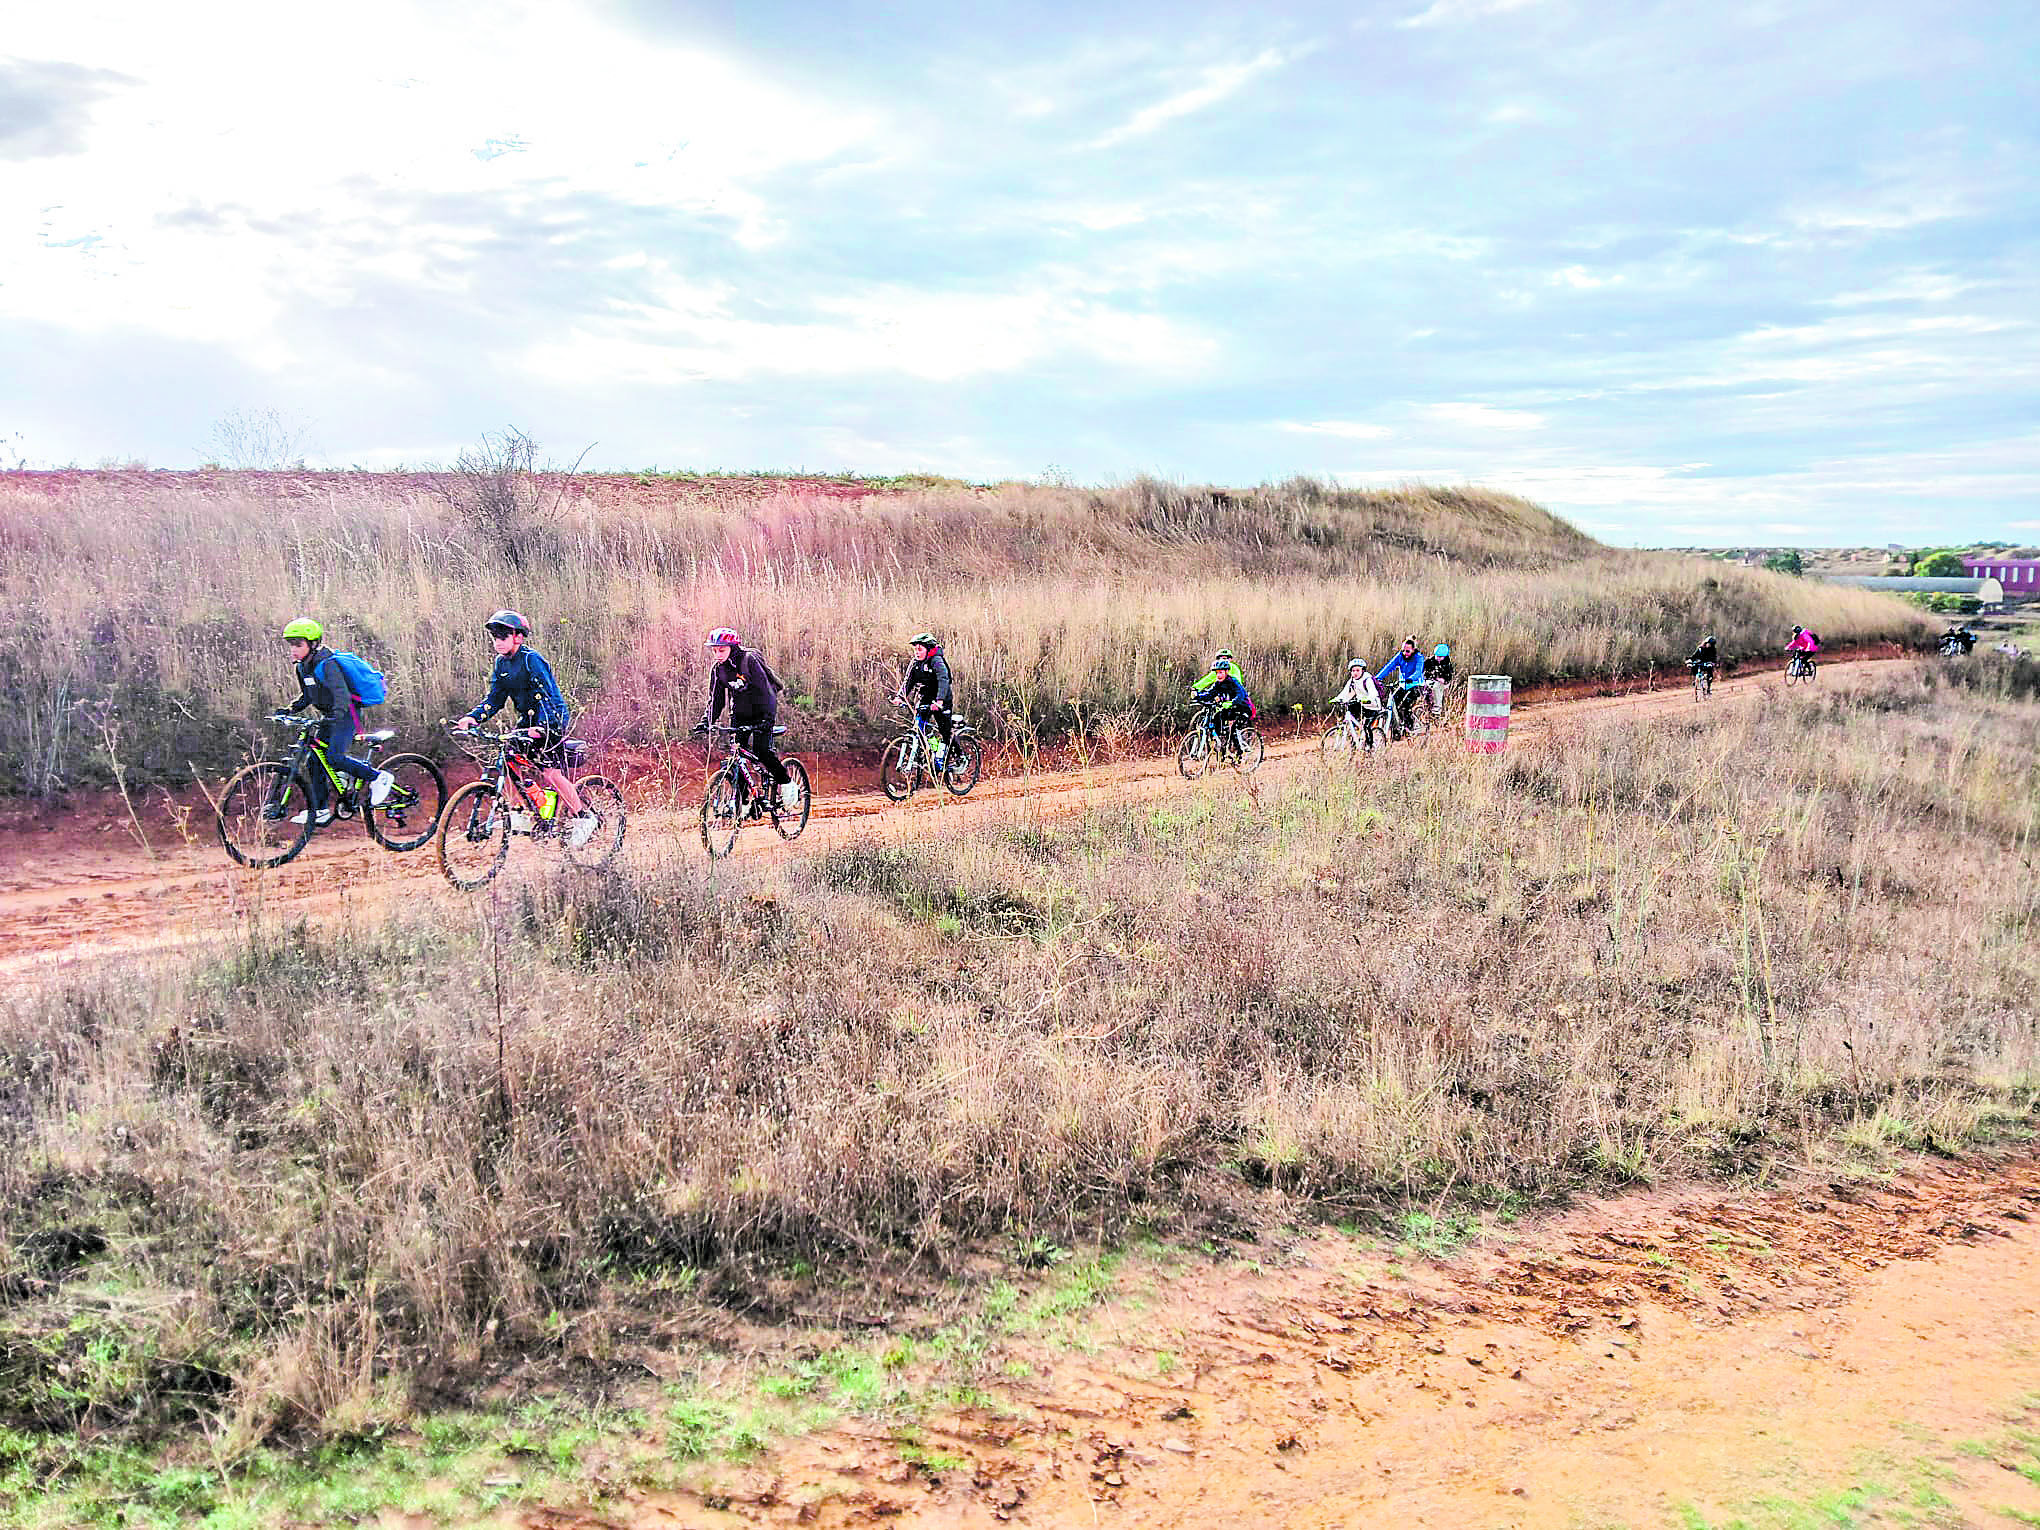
left=878, top=736, right=919, bottom=801
left=1177, top=728, right=1211, bottom=779
left=1231, top=726, right=1265, bottom=773
left=701, top=770, right=742, bottom=858
left=439, top=780, right=510, bottom=889
left=365, top=753, right=446, bottom=852
left=565, top=775, right=626, bottom=868
left=772, top=760, right=812, bottom=840
left=217, top=762, right=317, bottom=869
left=942, top=734, right=983, bottom=796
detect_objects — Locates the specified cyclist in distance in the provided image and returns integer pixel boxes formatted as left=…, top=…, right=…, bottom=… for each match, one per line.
left=898, top=632, right=954, bottom=764
left=1192, top=647, right=1248, bottom=695
left=1687, top=634, right=1720, bottom=673
left=452, top=609, right=596, bottom=848
left=1424, top=642, right=1455, bottom=715
left=1376, top=635, right=1427, bottom=736
left=1330, top=658, right=1386, bottom=746
left=1787, top=625, right=1822, bottom=656
left=694, top=627, right=799, bottom=812
left=281, top=617, right=395, bottom=826
left=1191, top=657, right=1252, bottom=749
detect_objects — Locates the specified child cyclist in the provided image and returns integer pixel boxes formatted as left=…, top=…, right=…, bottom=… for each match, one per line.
left=897, top=632, right=954, bottom=764
left=1423, top=642, right=1455, bottom=717
left=1192, top=647, right=1248, bottom=695
left=281, top=617, right=395, bottom=825
left=694, top=626, right=800, bottom=812
left=451, top=609, right=597, bottom=848
left=1329, top=658, right=1386, bottom=748
left=1191, top=657, right=1253, bottom=748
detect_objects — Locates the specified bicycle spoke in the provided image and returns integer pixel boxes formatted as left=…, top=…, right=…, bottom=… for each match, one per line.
left=701, top=771, right=742, bottom=857
left=216, top=762, right=316, bottom=869
left=438, top=781, right=509, bottom=889
left=366, top=753, right=446, bottom=853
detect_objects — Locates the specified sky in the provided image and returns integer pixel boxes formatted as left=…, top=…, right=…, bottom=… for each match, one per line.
left=2, top=0, right=2036, bottom=546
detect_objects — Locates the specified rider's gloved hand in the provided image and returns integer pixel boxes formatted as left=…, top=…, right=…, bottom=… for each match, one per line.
left=689, top=719, right=710, bottom=738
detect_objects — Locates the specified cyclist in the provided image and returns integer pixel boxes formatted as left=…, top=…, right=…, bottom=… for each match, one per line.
left=281, top=617, right=394, bottom=826
left=695, top=627, right=799, bottom=812
left=1687, top=634, right=1720, bottom=679
left=1942, top=624, right=1977, bottom=655
left=1423, top=642, right=1455, bottom=716
left=898, top=632, right=954, bottom=764
left=1787, top=625, right=1821, bottom=666
left=1191, top=657, right=1252, bottom=749
left=1329, top=659, right=1386, bottom=748
left=452, top=610, right=596, bottom=848
left=1192, top=648, right=1249, bottom=695
left=1375, top=636, right=1427, bottom=737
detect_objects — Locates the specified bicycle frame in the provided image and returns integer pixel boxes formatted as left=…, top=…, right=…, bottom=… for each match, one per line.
left=268, top=720, right=378, bottom=809
left=706, top=728, right=771, bottom=804
left=452, top=728, right=566, bottom=829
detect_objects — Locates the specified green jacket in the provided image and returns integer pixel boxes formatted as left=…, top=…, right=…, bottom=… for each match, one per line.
left=1192, top=664, right=1248, bottom=694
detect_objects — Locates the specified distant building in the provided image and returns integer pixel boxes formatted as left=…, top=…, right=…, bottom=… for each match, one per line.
left=1826, top=575, right=2006, bottom=609
left=1962, top=555, right=2040, bottom=593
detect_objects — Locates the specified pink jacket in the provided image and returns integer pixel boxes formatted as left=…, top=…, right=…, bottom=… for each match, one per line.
left=1787, top=631, right=1821, bottom=653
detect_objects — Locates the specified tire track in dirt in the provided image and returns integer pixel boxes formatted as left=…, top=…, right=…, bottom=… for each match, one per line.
left=623, top=1151, right=2040, bottom=1528
left=0, top=655, right=1909, bottom=974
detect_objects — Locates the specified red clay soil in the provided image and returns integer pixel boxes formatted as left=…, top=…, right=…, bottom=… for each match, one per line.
left=0, top=657, right=1913, bottom=973
left=552, top=1150, right=2040, bottom=1529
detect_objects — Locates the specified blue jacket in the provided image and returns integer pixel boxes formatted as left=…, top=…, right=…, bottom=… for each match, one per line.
left=1377, top=651, right=1425, bottom=689
left=1194, top=674, right=1249, bottom=713
left=469, top=646, right=569, bottom=730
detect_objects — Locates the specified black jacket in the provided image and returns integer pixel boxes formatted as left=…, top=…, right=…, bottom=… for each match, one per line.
left=1423, top=654, right=1455, bottom=683
left=287, top=645, right=349, bottom=718
left=901, top=651, right=953, bottom=709
left=706, top=644, right=783, bottom=725
left=1687, top=640, right=1719, bottom=666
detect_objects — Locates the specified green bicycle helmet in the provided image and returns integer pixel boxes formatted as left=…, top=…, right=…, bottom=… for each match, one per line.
left=282, top=617, right=323, bottom=643
left=910, top=632, right=938, bottom=648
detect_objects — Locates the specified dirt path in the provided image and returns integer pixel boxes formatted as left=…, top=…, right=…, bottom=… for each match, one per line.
left=584, top=1150, right=2040, bottom=1529
left=0, top=656, right=1905, bottom=973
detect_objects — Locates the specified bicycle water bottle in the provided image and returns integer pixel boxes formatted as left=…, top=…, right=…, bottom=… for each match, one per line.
left=540, top=789, right=559, bottom=821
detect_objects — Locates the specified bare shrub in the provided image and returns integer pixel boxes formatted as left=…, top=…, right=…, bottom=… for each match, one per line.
left=204, top=407, right=314, bottom=470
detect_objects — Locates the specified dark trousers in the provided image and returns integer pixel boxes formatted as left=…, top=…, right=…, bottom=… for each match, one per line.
left=735, top=722, right=791, bottom=787
left=919, top=705, right=954, bottom=746
left=313, top=713, right=379, bottom=806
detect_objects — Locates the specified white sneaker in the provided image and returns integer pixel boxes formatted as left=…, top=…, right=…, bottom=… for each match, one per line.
left=289, top=807, right=336, bottom=826
left=567, top=812, right=599, bottom=850
left=509, top=811, right=535, bottom=834
left=781, top=778, right=804, bottom=811
left=369, top=770, right=396, bottom=806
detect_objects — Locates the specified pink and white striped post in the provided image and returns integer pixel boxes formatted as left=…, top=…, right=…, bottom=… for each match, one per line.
left=1466, top=675, right=1512, bottom=753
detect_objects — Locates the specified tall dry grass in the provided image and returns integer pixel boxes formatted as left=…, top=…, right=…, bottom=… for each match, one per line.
left=1, top=665, right=2033, bottom=1452
left=0, top=471, right=1934, bottom=794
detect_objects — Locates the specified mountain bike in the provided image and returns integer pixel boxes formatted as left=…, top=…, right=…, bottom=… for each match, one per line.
left=1178, top=704, right=1263, bottom=778
left=1384, top=681, right=1432, bottom=743
left=1784, top=652, right=1817, bottom=685
left=879, top=699, right=985, bottom=801
left=1319, top=707, right=1385, bottom=762
left=437, top=724, right=626, bottom=890
left=216, top=713, right=445, bottom=870
left=1690, top=661, right=1716, bottom=701
left=700, top=724, right=812, bottom=858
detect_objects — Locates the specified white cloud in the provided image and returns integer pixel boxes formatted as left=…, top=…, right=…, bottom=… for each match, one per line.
left=1400, top=0, right=1544, bottom=29
left=2009, top=520, right=2040, bottom=530
left=1550, top=265, right=1620, bottom=290
left=521, top=263, right=1218, bottom=385
left=1818, top=271, right=1977, bottom=306
left=1089, top=48, right=1289, bottom=149
left=1415, top=403, right=1545, bottom=431
left=1277, top=419, right=1393, bottom=440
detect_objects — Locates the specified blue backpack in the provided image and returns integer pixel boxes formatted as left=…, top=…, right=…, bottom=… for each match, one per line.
left=327, top=652, right=388, bottom=706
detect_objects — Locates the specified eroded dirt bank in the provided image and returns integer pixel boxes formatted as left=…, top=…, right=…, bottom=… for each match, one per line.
left=582, top=1151, right=2040, bottom=1529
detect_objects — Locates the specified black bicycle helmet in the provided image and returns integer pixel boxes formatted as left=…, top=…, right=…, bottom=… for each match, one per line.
left=486, top=609, right=530, bottom=636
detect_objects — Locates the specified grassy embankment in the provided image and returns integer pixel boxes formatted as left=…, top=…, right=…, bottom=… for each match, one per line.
left=0, top=471, right=1934, bottom=796
left=3, top=660, right=2036, bottom=1523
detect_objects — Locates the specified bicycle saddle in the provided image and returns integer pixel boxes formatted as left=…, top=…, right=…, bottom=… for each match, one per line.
left=771, top=726, right=787, bottom=735
left=361, top=729, right=396, bottom=743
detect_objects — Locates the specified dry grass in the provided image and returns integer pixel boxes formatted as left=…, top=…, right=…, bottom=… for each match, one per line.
left=0, top=471, right=1932, bottom=794
left=1, top=664, right=2033, bottom=1464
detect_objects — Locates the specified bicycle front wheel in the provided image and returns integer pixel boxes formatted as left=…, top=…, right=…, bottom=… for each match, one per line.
left=217, top=762, right=317, bottom=869
left=1177, top=729, right=1211, bottom=779
left=565, top=775, right=627, bottom=869
left=1231, top=726, right=1265, bottom=773
left=1320, top=722, right=1356, bottom=763
left=365, top=753, right=446, bottom=852
left=438, top=780, right=510, bottom=889
left=701, top=770, right=742, bottom=858
left=772, top=760, right=812, bottom=841
left=878, top=736, right=919, bottom=801
left=942, top=734, right=983, bottom=796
